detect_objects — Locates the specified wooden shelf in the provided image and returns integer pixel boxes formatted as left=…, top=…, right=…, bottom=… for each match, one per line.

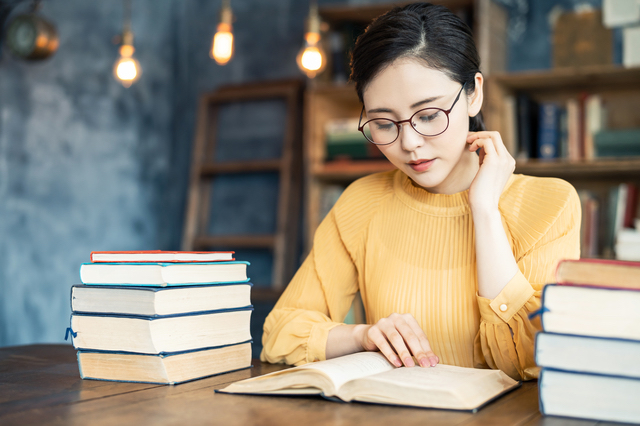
left=200, top=160, right=282, bottom=176
left=319, top=0, right=473, bottom=25
left=515, top=158, right=640, bottom=179
left=313, top=160, right=395, bottom=182
left=193, top=235, right=276, bottom=250
left=490, top=65, right=640, bottom=92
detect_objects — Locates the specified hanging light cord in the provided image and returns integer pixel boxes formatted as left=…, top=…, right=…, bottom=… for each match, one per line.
left=122, top=0, right=133, bottom=45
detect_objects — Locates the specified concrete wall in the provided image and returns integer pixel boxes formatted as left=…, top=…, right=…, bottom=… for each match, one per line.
left=0, top=0, right=312, bottom=347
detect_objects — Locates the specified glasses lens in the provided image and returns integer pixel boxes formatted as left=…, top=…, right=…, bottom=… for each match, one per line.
left=362, top=119, right=398, bottom=145
left=412, top=108, right=449, bottom=137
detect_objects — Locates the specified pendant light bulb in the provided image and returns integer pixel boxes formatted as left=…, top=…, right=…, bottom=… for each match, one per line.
left=211, top=0, right=234, bottom=65
left=114, top=1, right=141, bottom=88
left=297, top=2, right=326, bottom=78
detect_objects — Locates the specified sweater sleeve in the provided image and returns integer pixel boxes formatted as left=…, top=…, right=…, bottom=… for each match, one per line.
left=260, top=172, right=391, bottom=366
left=260, top=209, right=360, bottom=366
left=473, top=178, right=582, bottom=381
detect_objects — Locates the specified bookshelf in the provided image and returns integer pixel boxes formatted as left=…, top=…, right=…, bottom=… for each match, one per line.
left=304, top=0, right=640, bottom=259
left=485, top=65, right=640, bottom=258
left=484, top=65, right=640, bottom=159
left=303, top=0, right=508, bottom=250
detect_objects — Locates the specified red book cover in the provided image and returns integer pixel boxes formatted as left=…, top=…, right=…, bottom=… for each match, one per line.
left=624, top=183, right=638, bottom=229
left=555, top=258, right=640, bottom=291
left=90, top=250, right=235, bottom=263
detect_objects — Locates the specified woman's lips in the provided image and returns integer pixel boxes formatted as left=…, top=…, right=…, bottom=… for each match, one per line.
left=408, top=158, right=435, bottom=172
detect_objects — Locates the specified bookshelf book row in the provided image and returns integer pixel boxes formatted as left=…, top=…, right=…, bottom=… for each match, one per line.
left=67, top=251, right=253, bottom=385
left=579, top=182, right=640, bottom=259
left=505, top=92, right=640, bottom=161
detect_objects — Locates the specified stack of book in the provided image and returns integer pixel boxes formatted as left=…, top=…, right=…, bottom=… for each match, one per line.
left=67, top=250, right=253, bottom=385
left=536, top=258, right=640, bottom=424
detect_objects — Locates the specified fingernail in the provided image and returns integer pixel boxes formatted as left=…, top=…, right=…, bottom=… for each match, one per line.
left=419, top=357, right=429, bottom=367
left=404, top=357, right=415, bottom=367
left=429, top=357, right=438, bottom=367
left=393, top=357, right=402, bottom=367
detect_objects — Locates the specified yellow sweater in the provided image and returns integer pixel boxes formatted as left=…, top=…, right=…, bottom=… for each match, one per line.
left=261, top=170, right=581, bottom=380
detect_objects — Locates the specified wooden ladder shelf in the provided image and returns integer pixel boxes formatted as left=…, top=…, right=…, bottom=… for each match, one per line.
left=182, top=79, right=304, bottom=290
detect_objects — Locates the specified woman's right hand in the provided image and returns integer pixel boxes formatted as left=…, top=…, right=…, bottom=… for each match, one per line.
left=357, top=313, right=439, bottom=368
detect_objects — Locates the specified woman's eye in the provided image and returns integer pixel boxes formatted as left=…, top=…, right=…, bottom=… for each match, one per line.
left=374, top=121, right=395, bottom=131
left=419, top=111, right=441, bottom=122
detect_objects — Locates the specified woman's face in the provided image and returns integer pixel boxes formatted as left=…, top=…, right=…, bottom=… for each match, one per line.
left=362, top=58, right=482, bottom=194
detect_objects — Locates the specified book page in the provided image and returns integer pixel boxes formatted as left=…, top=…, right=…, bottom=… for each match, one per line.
left=366, top=364, right=491, bottom=390
left=298, top=352, right=394, bottom=390
left=338, top=364, right=518, bottom=410
left=219, top=352, right=394, bottom=396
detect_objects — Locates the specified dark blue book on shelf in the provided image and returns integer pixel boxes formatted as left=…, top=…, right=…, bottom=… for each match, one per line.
left=516, top=93, right=539, bottom=159
left=537, top=102, right=560, bottom=159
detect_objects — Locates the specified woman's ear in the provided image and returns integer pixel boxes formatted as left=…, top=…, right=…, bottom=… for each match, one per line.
left=467, top=72, right=483, bottom=117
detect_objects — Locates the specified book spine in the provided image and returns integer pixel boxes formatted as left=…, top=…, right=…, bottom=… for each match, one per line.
left=566, top=98, right=581, bottom=161
left=537, top=103, right=559, bottom=159
left=71, top=304, right=254, bottom=320
left=517, top=94, right=538, bottom=160
left=76, top=339, right=254, bottom=357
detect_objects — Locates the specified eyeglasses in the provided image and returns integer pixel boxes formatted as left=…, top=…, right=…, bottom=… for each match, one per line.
left=358, top=83, right=467, bottom=146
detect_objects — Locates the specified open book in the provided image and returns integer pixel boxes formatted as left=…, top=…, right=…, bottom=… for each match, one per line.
left=219, top=352, right=520, bottom=411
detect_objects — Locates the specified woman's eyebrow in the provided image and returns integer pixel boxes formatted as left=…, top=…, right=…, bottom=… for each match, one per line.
left=410, top=95, right=443, bottom=109
left=367, top=107, right=394, bottom=114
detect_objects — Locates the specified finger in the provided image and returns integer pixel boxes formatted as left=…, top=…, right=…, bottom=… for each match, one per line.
left=468, top=131, right=508, bottom=156
left=487, top=131, right=508, bottom=155
left=366, top=326, right=402, bottom=367
left=466, top=131, right=491, bottom=144
left=469, top=136, right=497, bottom=159
left=379, top=323, right=414, bottom=367
left=394, top=320, right=426, bottom=367
left=404, top=316, right=439, bottom=367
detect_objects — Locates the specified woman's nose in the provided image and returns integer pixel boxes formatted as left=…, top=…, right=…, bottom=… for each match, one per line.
left=399, top=122, right=425, bottom=152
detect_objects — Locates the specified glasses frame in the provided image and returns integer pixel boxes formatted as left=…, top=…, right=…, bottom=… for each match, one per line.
left=357, top=83, right=467, bottom=146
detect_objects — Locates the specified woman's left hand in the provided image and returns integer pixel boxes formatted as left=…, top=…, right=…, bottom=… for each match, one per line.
left=466, top=131, right=515, bottom=213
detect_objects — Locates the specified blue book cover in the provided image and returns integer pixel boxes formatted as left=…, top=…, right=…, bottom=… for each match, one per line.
left=535, top=332, right=640, bottom=379
left=537, top=102, right=560, bottom=159
left=79, top=261, right=251, bottom=286
left=539, top=367, right=640, bottom=423
left=68, top=306, right=254, bottom=354
left=70, top=283, right=253, bottom=316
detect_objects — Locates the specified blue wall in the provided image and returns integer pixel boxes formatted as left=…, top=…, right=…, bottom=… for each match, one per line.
left=0, top=0, right=616, bottom=347
left=0, top=0, right=313, bottom=347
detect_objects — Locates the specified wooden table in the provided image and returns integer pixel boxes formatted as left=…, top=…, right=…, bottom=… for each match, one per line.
left=0, top=344, right=621, bottom=425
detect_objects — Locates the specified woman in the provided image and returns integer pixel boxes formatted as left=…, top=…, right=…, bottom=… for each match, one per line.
left=261, top=2, right=580, bottom=381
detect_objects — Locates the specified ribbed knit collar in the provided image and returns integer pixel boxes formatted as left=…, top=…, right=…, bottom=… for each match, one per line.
left=393, top=170, right=515, bottom=217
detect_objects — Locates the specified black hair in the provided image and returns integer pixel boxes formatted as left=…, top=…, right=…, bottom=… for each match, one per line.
left=350, top=2, right=485, bottom=131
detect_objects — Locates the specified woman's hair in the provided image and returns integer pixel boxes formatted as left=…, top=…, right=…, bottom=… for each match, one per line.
left=350, top=2, right=485, bottom=131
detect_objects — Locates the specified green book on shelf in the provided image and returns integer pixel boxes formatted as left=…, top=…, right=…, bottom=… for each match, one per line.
left=325, top=118, right=382, bottom=161
left=594, top=129, right=640, bottom=157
